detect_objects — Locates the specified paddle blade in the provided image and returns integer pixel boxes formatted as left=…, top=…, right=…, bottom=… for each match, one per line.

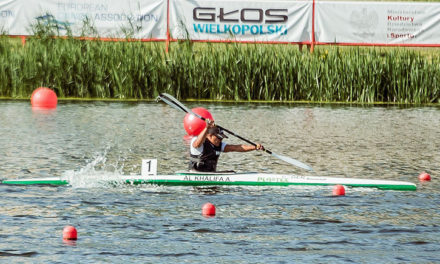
left=271, top=152, right=314, bottom=171
left=158, top=95, right=184, bottom=112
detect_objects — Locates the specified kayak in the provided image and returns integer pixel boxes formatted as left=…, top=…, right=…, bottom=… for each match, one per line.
left=1, top=171, right=416, bottom=191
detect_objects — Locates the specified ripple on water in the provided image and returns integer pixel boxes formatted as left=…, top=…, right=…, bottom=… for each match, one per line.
left=0, top=102, right=439, bottom=263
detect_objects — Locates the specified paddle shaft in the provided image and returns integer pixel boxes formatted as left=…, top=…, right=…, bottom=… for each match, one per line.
left=195, top=118, right=268, bottom=153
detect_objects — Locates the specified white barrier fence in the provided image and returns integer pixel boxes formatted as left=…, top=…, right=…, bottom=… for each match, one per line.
left=0, top=0, right=439, bottom=46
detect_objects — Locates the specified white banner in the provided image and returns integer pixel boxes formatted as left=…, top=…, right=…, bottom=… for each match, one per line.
left=316, top=1, right=440, bottom=45
left=169, top=0, right=312, bottom=42
left=1, top=0, right=439, bottom=46
left=0, top=0, right=22, bottom=33
left=1, top=0, right=167, bottom=39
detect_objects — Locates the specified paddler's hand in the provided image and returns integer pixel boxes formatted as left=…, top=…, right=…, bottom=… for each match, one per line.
left=255, top=144, right=264, bottom=151
left=206, top=119, right=215, bottom=128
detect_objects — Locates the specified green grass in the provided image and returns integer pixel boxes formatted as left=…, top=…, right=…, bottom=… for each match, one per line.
left=0, top=35, right=439, bottom=104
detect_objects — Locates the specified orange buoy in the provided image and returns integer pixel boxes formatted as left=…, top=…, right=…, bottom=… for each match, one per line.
left=183, top=107, right=213, bottom=136
left=62, top=226, right=77, bottom=240
left=418, top=172, right=431, bottom=182
left=202, top=202, right=216, bottom=217
left=31, top=87, right=57, bottom=108
left=332, top=185, right=345, bottom=196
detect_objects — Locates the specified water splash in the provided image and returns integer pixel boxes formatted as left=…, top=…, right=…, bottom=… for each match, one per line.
left=61, top=147, right=127, bottom=188
left=59, top=147, right=176, bottom=193
left=61, top=169, right=125, bottom=189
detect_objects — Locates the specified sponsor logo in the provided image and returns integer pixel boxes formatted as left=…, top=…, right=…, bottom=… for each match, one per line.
left=57, top=3, right=159, bottom=23
left=349, top=8, right=379, bottom=38
left=36, top=14, right=72, bottom=30
left=257, top=177, right=288, bottom=183
left=386, top=10, right=421, bottom=40
left=193, top=8, right=287, bottom=23
left=192, top=7, right=288, bottom=36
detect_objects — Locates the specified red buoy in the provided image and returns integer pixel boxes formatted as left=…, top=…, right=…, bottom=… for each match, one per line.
left=62, top=226, right=78, bottom=240
left=418, top=172, right=431, bottom=182
left=183, top=107, right=214, bottom=136
left=31, top=87, right=57, bottom=108
left=332, top=185, right=345, bottom=196
left=202, top=202, right=216, bottom=217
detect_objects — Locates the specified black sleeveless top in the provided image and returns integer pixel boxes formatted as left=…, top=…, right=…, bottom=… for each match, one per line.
left=189, top=140, right=223, bottom=172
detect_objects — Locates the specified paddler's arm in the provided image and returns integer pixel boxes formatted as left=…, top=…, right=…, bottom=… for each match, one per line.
left=224, top=143, right=264, bottom=153
left=192, top=119, right=215, bottom=148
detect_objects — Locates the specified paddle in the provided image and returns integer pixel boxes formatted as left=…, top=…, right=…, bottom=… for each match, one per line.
left=157, top=93, right=313, bottom=171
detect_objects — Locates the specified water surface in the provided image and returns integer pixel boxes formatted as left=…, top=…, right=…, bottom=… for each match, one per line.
left=0, top=101, right=439, bottom=263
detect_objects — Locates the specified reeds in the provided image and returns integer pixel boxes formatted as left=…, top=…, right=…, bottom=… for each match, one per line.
left=0, top=30, right=439, bottom=103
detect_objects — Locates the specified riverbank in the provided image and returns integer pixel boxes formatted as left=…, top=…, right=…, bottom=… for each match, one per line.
left=0, top=36, right=439, bottom=104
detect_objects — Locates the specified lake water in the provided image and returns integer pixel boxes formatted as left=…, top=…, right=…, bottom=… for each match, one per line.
left=1, top=101, right=439, bottom=263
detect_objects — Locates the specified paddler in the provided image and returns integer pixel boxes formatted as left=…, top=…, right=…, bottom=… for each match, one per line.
left=190, top=119, right=264, bottom=172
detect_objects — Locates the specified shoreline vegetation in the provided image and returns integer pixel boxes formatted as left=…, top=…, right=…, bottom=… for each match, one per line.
left=0, top=24, right=439, bottom=104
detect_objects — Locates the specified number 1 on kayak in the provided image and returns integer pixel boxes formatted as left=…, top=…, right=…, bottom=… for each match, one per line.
left=142, top=159, right=157, bottom=176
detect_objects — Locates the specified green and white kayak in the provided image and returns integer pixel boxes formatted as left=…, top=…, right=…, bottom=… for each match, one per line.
left=1, top=171, right=417, bottom=191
